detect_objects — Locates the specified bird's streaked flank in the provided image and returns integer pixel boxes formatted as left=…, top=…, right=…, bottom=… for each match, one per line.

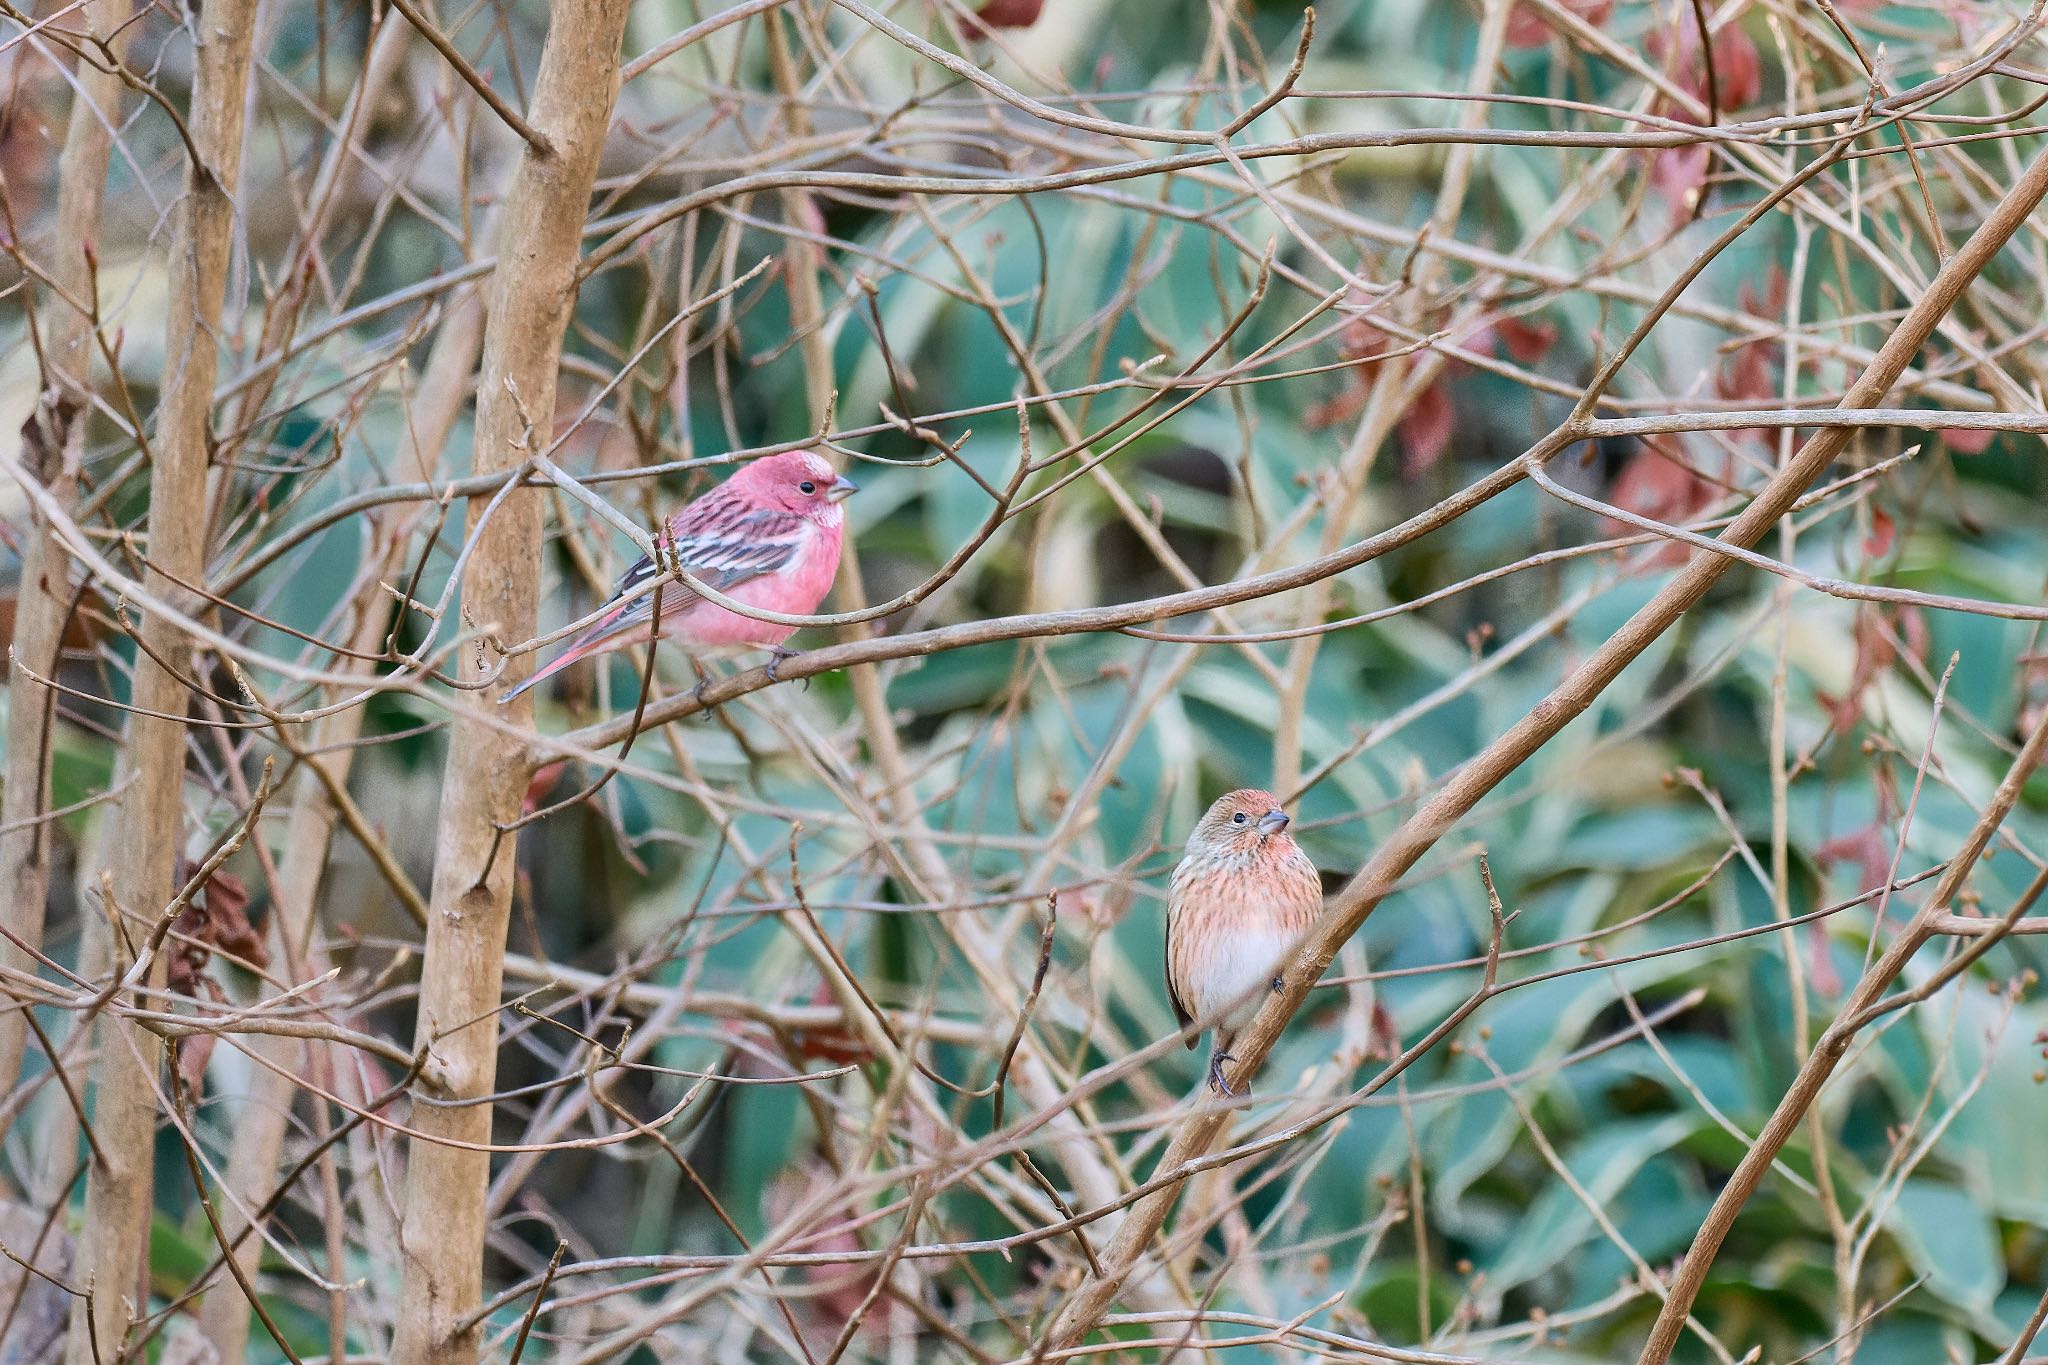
left=1164, top=788, right=1324, bottom=1096
left=502, top=449, right=856, bottom=704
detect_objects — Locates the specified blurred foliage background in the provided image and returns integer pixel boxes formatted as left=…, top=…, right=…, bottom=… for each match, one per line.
left=3, top=0, right=2048, bottom=1360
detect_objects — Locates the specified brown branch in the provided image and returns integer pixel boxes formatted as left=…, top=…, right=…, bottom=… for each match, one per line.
left=64, top=2, right=262, bottom=1359
left=0, top=0, right=130, bottom=1114
left=388, top=2, right=634, bottom=1360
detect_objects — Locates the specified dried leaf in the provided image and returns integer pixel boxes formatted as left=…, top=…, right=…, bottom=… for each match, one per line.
left=968, top=0, right=1043, bottom=34
left=1815, top=822, right=1890, bottom=897
left=167, top=863, right=268, bottom=1003
left=1303, top=369, right=1370, bottom=430
left=1505, top=0, right=1614, bottom=47
left=1606, top=439, right=1716, bottom=564
left=1650, top=144, right=1712, bottom=222
left=523, top=759, right=570, bottom=816
left=1398, top=381, right=1457, bottom=479
left=785, top=981, right=876, bottom=1066
left=18, top=393, right=80, bottom=486
left=1493, top=315, right=1557, bottom=364
left=1650, top=11, right=1763, bottom=113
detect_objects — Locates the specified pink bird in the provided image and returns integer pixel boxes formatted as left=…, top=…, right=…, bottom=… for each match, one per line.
left=1165, top=789, right=1324, bottom=1095
left=501, top=449, right=857, bottom=704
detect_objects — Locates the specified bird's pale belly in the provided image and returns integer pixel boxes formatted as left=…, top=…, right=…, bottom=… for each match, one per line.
left=1190, top=926, right=1301, bottom=1035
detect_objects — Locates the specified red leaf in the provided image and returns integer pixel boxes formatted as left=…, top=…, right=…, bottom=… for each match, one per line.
left=1369, top=1000, right=1401, bottom=1060
left=765, top=1168, right=879, bottom=1338
left=1398, top=382, right=1457, bottom=479
left=1815, top=823, right=1889, bottom=894
left=785, top=981, right=875, bottom=1066
left=1608, top=441, right=1715, bottom=520
left=178, top=1026, right=218, bottom=1098
left=1493, top=315, right=1557, bottom=364
left=1304, top=370, right=1370, bottom=431
left=1505, top=0, right=1614, bottom=47
left=1649, top=13, right=1763, bottom=114
left=968, top=0, right=1043, bottom=33
left=1739, top=264, right=1790, bottom=320
left=1706, top=22, right=1763, bottom=110
left=1807, top=922, right=1842, bottom=998
left=1340, top=316, right=1393, bottom=362
left=1717, top=341, right=1776, bottom=405
left=523, top=760, right=570, bottom=816
left=1606, top=441, right=1717, bottom=566
left=1900, top=604, right=1929, bottom=662
left=1863, top=506, right=1895, bottom=559
left=1714, top=335, right=1778, bottom=446
left=1650, top=144, right=1712, bottom=221
left=1939, top=425, right=1994, bottom=454
left=1819, top=609, right=1902, bottom=734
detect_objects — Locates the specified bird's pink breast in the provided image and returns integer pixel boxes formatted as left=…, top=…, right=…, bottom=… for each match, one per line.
left=1168, top=846, right=1323, bottom=1040
left=664, top=519, right=843, bottom=649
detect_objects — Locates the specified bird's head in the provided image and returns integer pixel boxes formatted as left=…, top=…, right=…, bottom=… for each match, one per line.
left=1187, top=788, right=1297, bottom=861
left=730, top=449, right=859, bottom=522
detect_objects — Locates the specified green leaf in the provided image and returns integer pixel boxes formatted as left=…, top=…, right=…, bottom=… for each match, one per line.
left=1885, top=1178, right=2003, bottom=1315
left=1483, top=1113, right=1700, bottom=1294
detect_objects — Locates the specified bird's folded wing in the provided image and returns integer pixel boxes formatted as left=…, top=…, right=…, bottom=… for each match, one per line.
left=1163, top=881, right=1197, bottom=1046
left=617, top=506, right=807, bottom=596
left=589, top=506, right=808, bottom=639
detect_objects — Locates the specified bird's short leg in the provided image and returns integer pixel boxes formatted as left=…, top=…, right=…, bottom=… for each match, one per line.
left=764, top=645, right=802, bottom=687
left=1271, top=974, right=1285, bottom=994
left=689, top=660, right=717, bottom=718
left=1206, top=1049, right=1239, bottom=1098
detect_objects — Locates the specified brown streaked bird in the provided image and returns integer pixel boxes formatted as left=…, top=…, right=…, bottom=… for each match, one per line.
left=1165, top=789, right=1324, bottom=1096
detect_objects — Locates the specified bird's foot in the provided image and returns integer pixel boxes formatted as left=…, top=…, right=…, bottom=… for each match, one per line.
left=765, top=646, right=804, bottom=688
left=1271, top=974, right=1285, bottom=994
left=1207, top=1050, right=1240, bottom=1098
left=689, top=670, right=717, bottom=719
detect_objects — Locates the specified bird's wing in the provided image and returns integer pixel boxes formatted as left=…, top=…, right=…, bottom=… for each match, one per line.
left=584, top=504, right=809, bottom=641
left=500, top=502, right=811, bottom=703
left=1164, top=860, right=1197, bottom=1048
left=620, top=503, right=809, bottom=599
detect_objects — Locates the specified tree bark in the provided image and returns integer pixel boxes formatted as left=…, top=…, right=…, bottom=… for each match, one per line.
left=0, top=0, right=131, bottom=1113
left=65, top=3, right=261, bottom=1361
left=389, top=4, right=632, bottom=1359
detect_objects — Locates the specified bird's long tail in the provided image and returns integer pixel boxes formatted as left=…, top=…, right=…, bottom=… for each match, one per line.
left=498, top=642, right=590, bottom=704
left=498, top=600, right=652, bottom=705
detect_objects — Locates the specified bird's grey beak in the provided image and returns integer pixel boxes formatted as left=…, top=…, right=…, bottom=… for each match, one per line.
left=1256, top=809, right=1290, bottom=836
left=826, top=474, right=859, bottom=502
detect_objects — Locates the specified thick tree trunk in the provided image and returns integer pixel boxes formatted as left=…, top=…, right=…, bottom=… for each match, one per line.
left=389, top=6, right=632, bottom=1360
left=0, top=0, right=131, bottom=1113
left=64, top=4, right=262, bottom=1361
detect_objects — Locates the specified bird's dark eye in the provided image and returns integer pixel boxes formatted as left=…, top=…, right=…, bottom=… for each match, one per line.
left=799, top=480, right=817, bottom=495
left=1232, top=812, right=1248, bottom=824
